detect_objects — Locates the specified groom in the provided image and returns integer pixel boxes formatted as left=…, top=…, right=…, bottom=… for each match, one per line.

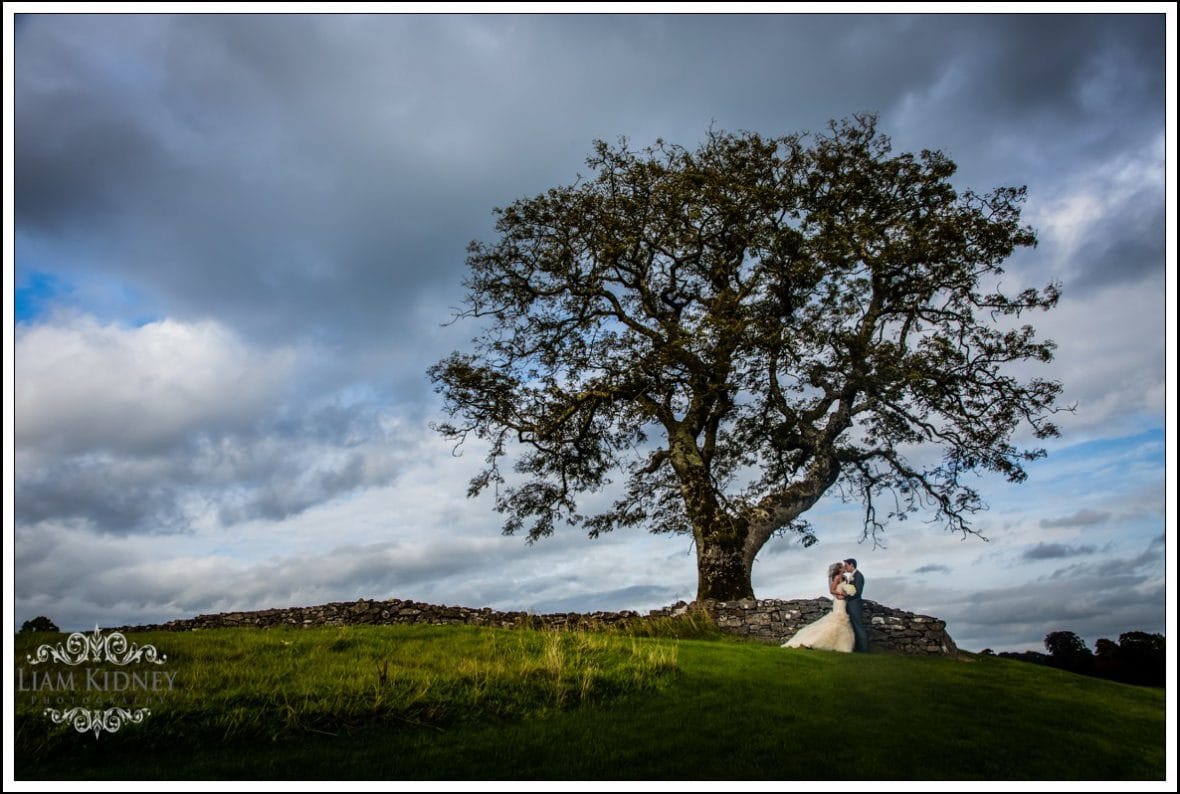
left=843, top=559, right=869, bottom=653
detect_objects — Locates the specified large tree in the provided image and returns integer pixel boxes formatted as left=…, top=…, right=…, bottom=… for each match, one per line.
left=429, top=114, right=1063, bottom=601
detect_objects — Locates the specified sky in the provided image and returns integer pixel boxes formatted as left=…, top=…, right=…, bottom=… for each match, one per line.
left=3, top=7, right=1176, bottom=656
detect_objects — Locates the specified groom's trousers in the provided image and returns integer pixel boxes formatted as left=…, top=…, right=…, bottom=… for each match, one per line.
left=846, top=598, right=870, bottom=653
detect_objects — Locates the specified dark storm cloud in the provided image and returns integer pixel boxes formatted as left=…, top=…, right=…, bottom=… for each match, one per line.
left=17, top=15, right=512, bottom=345
left=877, top=15, right=1165, bottom=298
left=1039, top=508, right=1112, bottom=528
left=16, top=402, right=409, bottom=534
left=1062, top=192, right=1166, bottom=293
left=886, top=15, right=1164, bottom=162
left=16, top=459, right=191, bottom=534
left=15, top=14, right=1164, bottom=348
left=1020, top=542, right=1097, bottom=561
left=1047, top=533, right=1165, bottom=579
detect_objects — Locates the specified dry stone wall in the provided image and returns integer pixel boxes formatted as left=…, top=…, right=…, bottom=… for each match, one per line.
left=113, top=595, right=957, bottom=656
left=704, top=597, right=958, bottom=656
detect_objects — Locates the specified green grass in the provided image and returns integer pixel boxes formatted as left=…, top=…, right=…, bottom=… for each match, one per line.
left=14, top=624, right=676, bottom=756
left=13, top=624, right=1166, bottom=781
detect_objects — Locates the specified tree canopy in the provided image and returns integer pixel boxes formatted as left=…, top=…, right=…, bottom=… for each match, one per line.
left=430, top=114, right=1063, bottom=601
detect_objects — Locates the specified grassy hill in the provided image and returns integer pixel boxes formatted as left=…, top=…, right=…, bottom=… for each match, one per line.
left=13, top=622, right=1165, bottom=780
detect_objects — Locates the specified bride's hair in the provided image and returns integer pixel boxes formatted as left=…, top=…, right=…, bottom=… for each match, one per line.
left=827, top=562, right=844, bottom=579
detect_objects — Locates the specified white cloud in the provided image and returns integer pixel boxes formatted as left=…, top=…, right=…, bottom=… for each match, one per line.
left=15, top=315, right=295, bottom=456
left=1013, top=275, right=1166, bottom=439
left=13, top=314, right=418, bottom=533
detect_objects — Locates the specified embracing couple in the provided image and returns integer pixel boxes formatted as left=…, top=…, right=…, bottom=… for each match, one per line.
left=782, top=559, right=869, bottom=653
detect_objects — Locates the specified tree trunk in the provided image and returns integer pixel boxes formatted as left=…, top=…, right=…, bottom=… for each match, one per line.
left=696, top=535, right=755, bottom=601
left=668, top=433, right=759, bottom=601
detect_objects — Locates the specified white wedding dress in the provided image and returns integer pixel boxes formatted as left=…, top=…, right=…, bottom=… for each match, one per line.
left=782, top=597, right=855, bottom=652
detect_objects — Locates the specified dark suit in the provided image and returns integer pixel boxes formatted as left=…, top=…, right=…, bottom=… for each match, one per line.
left=845, top=569, right=869, bottom=652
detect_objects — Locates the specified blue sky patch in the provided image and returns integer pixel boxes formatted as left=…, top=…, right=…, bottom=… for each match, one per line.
left=15, top=270, right=70, bottom=323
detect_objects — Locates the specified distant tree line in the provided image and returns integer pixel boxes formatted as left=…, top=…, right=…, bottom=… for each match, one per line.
left=979, top=630, right=1165, bottom=687
left=18, top=615, right=60, bottom=633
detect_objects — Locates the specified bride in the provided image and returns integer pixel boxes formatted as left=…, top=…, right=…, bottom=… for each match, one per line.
left=782, top=561, right=856, bottom=653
